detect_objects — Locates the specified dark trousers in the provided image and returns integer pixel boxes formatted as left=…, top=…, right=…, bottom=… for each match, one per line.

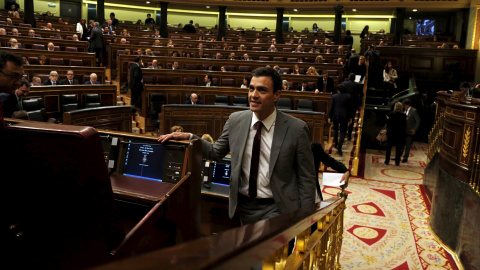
left=385, top=140, right=404, bottom=165
left=347, top=108, right=358, bottom=140
left=93, top=48, right=102, bottom=66
left=403, top=135, right=414, bottom=160
left=130, top=88, right=143, bottom=108
left=333, top=119, right=348, bottom=149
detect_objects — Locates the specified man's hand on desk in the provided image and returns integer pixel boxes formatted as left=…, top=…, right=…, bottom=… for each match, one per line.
left=157, top=132, right=190, bottom=143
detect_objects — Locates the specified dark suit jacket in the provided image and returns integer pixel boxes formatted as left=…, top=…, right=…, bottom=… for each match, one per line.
left=195, top=110, right=316, bottom=218
left=296, top=85, right=313, bottom=92
left=84, top=80, right=101, bottom=84
left=329, top=92, right=352, bottom=122
left=316, top=77, right=335, bottom=93
left=183, top=23, right=196, bottom=33
left=129, top=63, right=143, bottom=92
left=341, top=80, right=364, bottom=109
left=387, top=110, right=406, bottom=144
left=0, top=93, right=20, bottom=117
left=90, top=27, right=103, bottom=49
left=58, top=79, right=79, bottom=85
left=185, top=100, right=203, bottom=105
left=43, top=79, right=58, bottom=85
left=405, top=107, right=420, bottom=135
left=348, top=54, right=360, bottom=73
left=203, top=81, right=217, bottom=87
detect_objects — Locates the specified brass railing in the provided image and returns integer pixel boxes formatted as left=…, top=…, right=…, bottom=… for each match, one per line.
left=351, top=62, right=369, bottom=176
left=427, top=110, right=444, bottom=162
left=470, top=124, right=480, bottom=195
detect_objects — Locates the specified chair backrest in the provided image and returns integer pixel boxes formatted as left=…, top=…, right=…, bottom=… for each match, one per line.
left=185, top=64, right=199, bottom=70
left=297, top=99, right=314, bottom=111
left=28, top=57, right=38, bottom=64
left=251, top=46, right=262, bottom=51
left=139, top=42, right=150, bottom=45
left=143, top=76, right=155, bottom=84
left=232, top=96, right=248, bottom=107
left=49, top=58, right=64, bottom=65
left=214, top=95, right=229, bottom=105
left=276, top=98, right=292, bottom=110
left=283, top=47, right=292, bottom=52
left=273, top=56, right=284, bottom=62
left=238, top=66, right=251, bottom=72
left=221, top=78, right=235, bottom=87
left=280, top=68, right=290, bottom=74
left=259, top=56, right=270, bottom=61
left=69, top=59, right=83, bottom=66
left=149, top=93, right=166, bottom=123
left=225, top=66, right=236, bottom=72
left=82, top=94, right=101, bottom=108
left=326, top=70, right=339, bottom=76
left=156, top=76, right=172, bottom=85
left=152, top=51, right=162, bottom=56
left=287, top=58, right=298, bottom=62
left=65, top=47, right=78, bottom=52
left=32, top=44, right=45, bottom=50
left=25, top=109, right=47, bottom=122
left=22, top=97, right=44, bottom=112
left=182, top=77, right=198, bottom=86
left=54, top=46, right=60, bottom=51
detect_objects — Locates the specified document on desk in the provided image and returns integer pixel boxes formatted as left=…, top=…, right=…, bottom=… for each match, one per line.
left=322, top=172, right=344, bottom=187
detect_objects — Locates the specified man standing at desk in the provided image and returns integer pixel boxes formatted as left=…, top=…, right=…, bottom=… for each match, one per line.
left=0, top=51, right=24, bottom=132
left=158, top=67, right=317, bottom=224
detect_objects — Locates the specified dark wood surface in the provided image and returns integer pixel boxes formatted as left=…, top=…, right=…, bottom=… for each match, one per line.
left=0, top=35, right=89, bottom=52
left=63, top=106, right=132, bottom=133
left=1, top=47, right=96, bottom=66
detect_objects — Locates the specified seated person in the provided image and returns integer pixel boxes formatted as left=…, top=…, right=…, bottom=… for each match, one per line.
left=84, top=73, right=101, bottom=84
left=59, top=70, right=79, bottom=85
left=43, top=71, right=59, bottom=85
left=296, top=79, right=313, bottom=91
left=203, top=74, right=216, bottom=87
left=185, top=93, right=202, bottom=104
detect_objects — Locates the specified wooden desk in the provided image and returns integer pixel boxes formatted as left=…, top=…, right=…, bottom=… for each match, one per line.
left=24, top=65, right=106, bottom=84
left=1, top=47, right=96, bottom=66
left=63, top=106, right=132, bottom=132
left=0, top=35, right=89, bottom=52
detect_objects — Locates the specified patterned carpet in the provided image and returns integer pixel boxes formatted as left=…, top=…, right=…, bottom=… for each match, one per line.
left=321, top=138, right=460, bottom=270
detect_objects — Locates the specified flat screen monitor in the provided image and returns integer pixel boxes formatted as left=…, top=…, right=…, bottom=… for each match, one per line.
left=416, top=19, right=435, bottom=36
left=211, top=159, right=231, bottom=186
left=121, top=139, right=168, bottom=182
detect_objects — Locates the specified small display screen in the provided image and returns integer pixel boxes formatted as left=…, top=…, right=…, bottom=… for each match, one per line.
left=122, top=140, right=167, bottom=182
left=211, top=161, right=231, bottom=186
left=416, top=19, right=435, bottom=36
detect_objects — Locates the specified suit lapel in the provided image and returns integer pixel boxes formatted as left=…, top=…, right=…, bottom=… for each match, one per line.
left=269, top=111, right=288, bottom=178
left=236, top=111, right=252, bottom=162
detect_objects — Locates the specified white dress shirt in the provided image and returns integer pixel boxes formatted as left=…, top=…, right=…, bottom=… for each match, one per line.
left=239, top=109, right=277, bottom=198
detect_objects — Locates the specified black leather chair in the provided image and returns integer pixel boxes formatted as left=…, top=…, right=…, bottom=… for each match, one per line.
left=149, top=93, right=166, bottom=125
left=61, top=94, right=79, bottom=113
left=82, top=94, right=101, bottom=108
left=22, top=98, right=48, bottom=122
left=232, top=96, right=248, bottom=107
left=297, top=99, right=314, bottom=111
left=214, top=95, right=229, bottom=105
left=276, top=98, right=293, bottom=110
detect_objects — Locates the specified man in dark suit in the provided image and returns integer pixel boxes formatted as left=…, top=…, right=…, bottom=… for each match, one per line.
left=296, top=79, right=313, bottom=92
left=129, top=57, right=144, bottom=112
left=58, top=70, right=79, bottom=85
left=89, top=22, right=103, bottom=67
left=0, top=51, right=24, bottom=133
left=185, top=93, right=203, bottom=105
left=341, top=73, right=364, bottom=140
left=102, top=19, right=116, bottom=35
left=183, top=20, right=196, bottom=33
left=159, top=67, right=320, bottom=225
left=43, top=71, right=59, bottom=85
left=402, top=98, right=420, bottom=162
left=0, top=79, right=30, bottom=117
left=84, top=73, right=101, bottom=84
left=203, top=74, right=216, bottom=87
left=316, top=71, right=335, bottom=93
left=329, top=84, right=353, bottom=156
left=347, top=48, right=359, bottom=75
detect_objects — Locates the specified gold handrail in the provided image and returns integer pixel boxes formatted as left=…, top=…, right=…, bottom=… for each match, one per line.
left=351, top=61, right=369, bottom=176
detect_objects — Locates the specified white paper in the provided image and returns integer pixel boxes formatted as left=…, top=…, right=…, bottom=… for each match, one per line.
left=355, top=75, right=361, bottom=82
left=322, top=172, right=345, bottom=187
left=319, top=201, right=334, bottom=209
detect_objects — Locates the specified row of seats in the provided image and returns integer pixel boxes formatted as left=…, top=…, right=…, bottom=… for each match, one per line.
left=27, top=57, right=83, bottom=65
left=20, top=94, right=102, bottom=122
left=148, top=93, right=315, bottom=125
left=32, top=73, right=99, bottom=84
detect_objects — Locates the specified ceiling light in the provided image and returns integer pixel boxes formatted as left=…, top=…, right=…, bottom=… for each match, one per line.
left=146, top=1, right=150, bottom=3
left=293, top=9, right=298, bottom=12
left=413, top=9, right=417, bottom=12
left=352, top=9, right=357, bottom=12
left=206, top=6, right=210, bottom=8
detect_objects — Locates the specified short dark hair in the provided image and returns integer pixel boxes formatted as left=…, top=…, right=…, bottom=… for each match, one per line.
left=403, top=98, right=412, bottom=106
left=134, top=56, right=141, bottom=63
left=346, top=30, right=351, bottom=35
left=190, top=20, right=193, bottom=24
left=337, top=84, right=347, bottom=93
left=251, top=67, right=282, bottom=93
left=348, top=73, right=356, bottom=81
left=301, top=79, right=308, bottom=84
left=19, top=79, right=31, bottom=88
left=459, top=81, right=470, bottom=89
left=322, top=71, right=329, bottom=75
left=110, top=12, right=115, bottom=16
left=206, top=74, right=213, bottom=81
left=0, top=51, right=23, bottom=70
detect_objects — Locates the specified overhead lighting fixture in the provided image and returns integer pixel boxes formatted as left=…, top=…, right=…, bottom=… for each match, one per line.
left=146, top=1, right=150, bottom=3
left=413, top=9, right=417, bottom=12
left=409, top=17, right=412, bottom=19
left=206, top=6, right=210, bottom=8
left=293, top=9, right=298, bottom=12
left=352, top=9, right=357, bottom=12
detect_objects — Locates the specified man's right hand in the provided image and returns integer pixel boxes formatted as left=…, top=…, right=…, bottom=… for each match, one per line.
left=157, top=132, right=190, bottom=143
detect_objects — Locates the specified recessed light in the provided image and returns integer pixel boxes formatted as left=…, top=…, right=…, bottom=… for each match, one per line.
left=293, top=9, right=298, bottom=12
left=352, top=9, right=357, bottom=12
left=409, top=17, right=412, bottom=19
left=413, top=9, right=417, bottom=12
left=146, top=1, right=150, bottom=3
left=206, top=6, right=210, bottom=8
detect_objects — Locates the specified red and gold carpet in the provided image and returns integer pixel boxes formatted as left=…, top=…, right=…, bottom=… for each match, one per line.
left=321, top=140, right=460, bottom=270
